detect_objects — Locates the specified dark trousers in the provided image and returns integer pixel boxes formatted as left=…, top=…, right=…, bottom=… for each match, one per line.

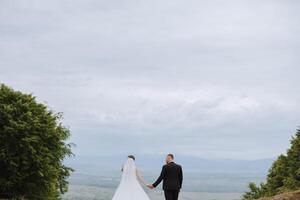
left=164, top=190, right=179, bottom=200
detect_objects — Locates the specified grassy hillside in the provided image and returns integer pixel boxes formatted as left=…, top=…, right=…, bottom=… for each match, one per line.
left=258, top=190, right=300, bottom=200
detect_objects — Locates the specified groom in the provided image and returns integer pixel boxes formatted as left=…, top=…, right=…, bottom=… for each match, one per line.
left=147, top=154, right=183, bottom=200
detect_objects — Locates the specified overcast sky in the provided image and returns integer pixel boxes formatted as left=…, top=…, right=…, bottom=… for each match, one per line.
left=1, top=0, right=299, bottom=160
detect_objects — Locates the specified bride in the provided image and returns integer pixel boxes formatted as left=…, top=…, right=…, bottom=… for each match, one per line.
left=112, top=155, right=150, bottom=200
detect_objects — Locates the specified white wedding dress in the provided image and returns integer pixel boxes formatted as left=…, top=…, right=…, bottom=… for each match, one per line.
left=112, top=158, right=150, bottom=200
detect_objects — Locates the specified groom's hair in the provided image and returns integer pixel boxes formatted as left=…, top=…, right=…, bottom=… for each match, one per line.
left=128, top=155, right=135, bottom=160
left=167, top=154, right=174, bottom=159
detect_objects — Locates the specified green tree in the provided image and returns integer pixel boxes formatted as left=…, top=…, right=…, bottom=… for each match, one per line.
left=264, top=154, right=289, bottom=195
left=0, top=84, right=74, bottom=199
left=285, top=129, right=300, bottom=189
left=243, top=182, right=265, bottom=199
left=243, top=128, right=300, bottom=199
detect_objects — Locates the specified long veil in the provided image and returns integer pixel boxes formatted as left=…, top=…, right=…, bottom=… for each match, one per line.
left=112, top=158, right=150, bottom=200
left=120, top=158, right=137, bottom=184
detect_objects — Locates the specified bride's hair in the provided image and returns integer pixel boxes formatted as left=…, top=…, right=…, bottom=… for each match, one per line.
left=128, top=155, right=135, bottom=161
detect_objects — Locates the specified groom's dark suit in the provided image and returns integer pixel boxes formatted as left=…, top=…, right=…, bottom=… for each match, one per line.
left=152, top=161, right=183, bottom=200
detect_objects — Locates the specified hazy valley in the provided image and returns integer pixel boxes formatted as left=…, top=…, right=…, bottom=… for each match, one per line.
left=62, top=155, right=273, bottom=200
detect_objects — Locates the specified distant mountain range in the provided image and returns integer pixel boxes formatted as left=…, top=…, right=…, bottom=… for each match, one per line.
left=65, top=154, right=274, bottom=175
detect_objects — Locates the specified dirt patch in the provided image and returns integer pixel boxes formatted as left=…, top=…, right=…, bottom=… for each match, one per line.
left=259, top=190, right=300, bottom=200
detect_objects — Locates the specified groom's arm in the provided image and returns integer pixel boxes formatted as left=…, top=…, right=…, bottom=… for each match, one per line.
left=179, top=165, right=183, bottom=189
left=152, top=165, right=166, bottom=188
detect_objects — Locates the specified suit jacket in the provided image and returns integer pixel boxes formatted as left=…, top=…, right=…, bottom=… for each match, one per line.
left=153, top=162, right=183, bottom=190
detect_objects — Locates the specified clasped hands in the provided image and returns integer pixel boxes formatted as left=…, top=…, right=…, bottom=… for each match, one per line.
left=146, top=184, right=155, bottom=189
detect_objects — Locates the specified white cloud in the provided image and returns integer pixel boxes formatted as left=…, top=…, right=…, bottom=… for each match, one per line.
left=0, top=0, right=299, bottom=159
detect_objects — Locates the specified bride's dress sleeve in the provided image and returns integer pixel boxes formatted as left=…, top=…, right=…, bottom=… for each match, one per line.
left=136, top=169, right=147, bottom=185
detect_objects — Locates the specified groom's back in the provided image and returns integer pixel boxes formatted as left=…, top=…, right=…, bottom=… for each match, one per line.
left=163, top=162, right=183, bottom=190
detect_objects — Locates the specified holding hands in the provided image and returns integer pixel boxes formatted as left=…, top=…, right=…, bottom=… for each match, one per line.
left=146, top=184, right=155, bottom=189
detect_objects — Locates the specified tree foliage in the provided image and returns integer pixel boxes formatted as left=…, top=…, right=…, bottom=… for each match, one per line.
left=0, top=84, right=74, bottom=199
left=243, top=128, right=300, bottom=199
